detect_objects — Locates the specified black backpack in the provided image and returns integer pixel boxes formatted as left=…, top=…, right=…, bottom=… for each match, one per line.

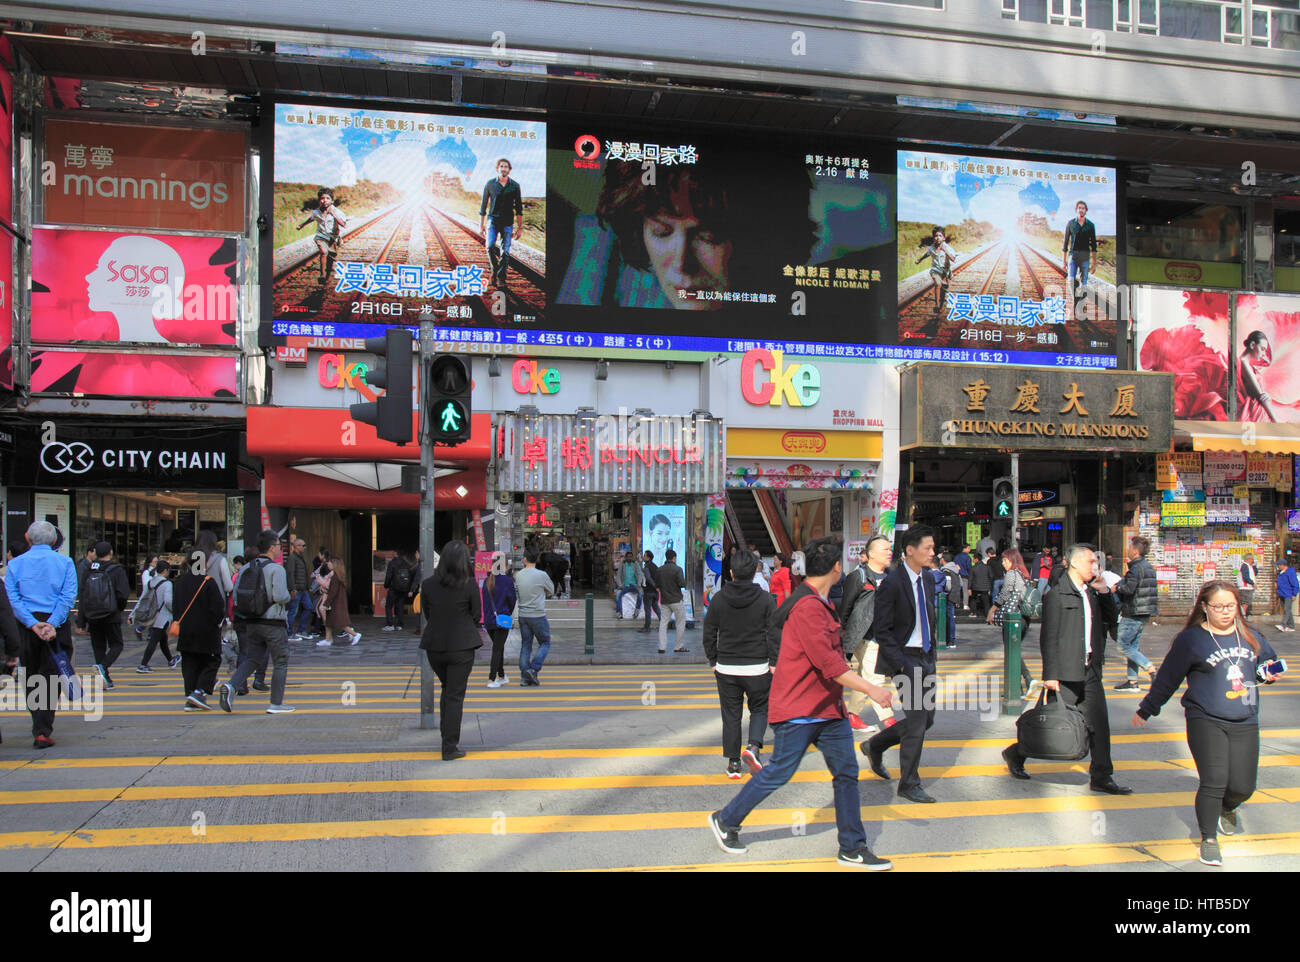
left=81, top=563, right=119, bottom=621
left=392, top=562, right=413, bottom=594
left=234, top=558, right=271, bottom=619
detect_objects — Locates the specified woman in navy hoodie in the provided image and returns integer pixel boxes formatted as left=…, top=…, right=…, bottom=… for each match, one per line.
left=480, top=552, right=517, bottom=689
left=1133, top=580, right=1284, bottom=867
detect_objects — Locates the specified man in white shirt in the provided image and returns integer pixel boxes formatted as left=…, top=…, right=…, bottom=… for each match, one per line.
left=751, top=550, right=770, bottom=592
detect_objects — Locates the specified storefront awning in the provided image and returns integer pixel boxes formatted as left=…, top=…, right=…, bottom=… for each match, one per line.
left=247, top=407, right=490, bottom=462
left=263, top=463, right=485, bottom=509
left=1177, top=420, right=1300, bottom=455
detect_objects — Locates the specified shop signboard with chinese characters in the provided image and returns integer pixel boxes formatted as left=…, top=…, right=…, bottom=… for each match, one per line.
left=496, top=412, right=724, bottom=494
left=900, top=363, right=1172, bottom=452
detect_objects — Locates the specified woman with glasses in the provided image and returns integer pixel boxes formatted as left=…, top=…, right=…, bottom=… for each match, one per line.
left=1132, top=581, right=1285, bottom=867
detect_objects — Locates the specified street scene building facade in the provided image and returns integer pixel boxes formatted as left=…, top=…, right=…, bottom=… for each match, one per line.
left=0, top=0, right=1297, bottom=884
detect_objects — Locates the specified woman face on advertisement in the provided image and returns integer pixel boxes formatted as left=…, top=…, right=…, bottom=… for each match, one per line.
left=642, top=182, right=733, bottom=310
left=85, top=235, right=184, bottom=344
left=649, top=520, right=671, bottom=559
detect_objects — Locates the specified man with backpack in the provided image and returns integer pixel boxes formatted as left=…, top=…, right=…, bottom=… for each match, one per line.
left=79, top=541, right=131, bottom=690
left=131, top=559, right=178, bottom=672
left=217, top=529, right=294, bottom=714
left=383, top=551, right=416, bottom=632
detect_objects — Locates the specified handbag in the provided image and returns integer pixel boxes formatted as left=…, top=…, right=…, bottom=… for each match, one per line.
left=1015, top=688, right=1089, bottom=761
left=169, top=576, right=211, bottom=639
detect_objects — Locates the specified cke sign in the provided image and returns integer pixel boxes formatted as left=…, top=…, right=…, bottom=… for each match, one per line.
left=741, top=348, right=820, bottom=407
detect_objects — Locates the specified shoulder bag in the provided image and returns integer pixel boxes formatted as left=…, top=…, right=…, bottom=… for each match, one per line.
left=169, top=576, right=212, bottom=639
left=1016, top=688, right=1089, bottom=760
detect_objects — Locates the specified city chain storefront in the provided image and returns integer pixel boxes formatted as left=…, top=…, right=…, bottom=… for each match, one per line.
left=2, top=422, right=255, bottom=571
left=900, top=363, right=1174, bottom=559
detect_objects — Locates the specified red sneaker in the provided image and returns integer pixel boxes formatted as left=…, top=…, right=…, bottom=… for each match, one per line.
left=849, top=713, right=869, bottom=731
left=34, top=734, right=56, bottom=750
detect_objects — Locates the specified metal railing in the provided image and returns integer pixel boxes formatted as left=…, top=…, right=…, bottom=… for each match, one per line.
left=1000, top=0, right=1300, bottom=49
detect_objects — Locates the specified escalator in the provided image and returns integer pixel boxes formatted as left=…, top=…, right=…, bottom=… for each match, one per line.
left=725, top=489, right=793, bottom=557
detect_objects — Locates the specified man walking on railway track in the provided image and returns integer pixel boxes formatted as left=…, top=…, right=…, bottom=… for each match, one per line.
left=1063, top=200, right=1097, bottom=298
left=480, top=157, right=524, bottom=287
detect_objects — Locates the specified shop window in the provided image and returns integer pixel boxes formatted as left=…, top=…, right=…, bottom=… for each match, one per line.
left=1276, top=208, right=1300, bottom=293
left=1126, top=196, right=1244, bottom=287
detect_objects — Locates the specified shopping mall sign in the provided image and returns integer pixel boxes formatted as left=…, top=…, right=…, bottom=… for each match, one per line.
left=318, top=352, right=378, bottom=401
left=900, top=363, right=1173, bottom=453
left=496, top=412, right=725, bottom=493
left=741, top=348, right=820, bottom=407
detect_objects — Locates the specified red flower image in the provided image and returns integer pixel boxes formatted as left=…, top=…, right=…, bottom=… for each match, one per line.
left=1138, top=324, right=1229, bottom=420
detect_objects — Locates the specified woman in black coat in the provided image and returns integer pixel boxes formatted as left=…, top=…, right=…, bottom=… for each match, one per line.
left=419, top=541, right=483, bottom=760
left=172, top=564, right=228, bottom=711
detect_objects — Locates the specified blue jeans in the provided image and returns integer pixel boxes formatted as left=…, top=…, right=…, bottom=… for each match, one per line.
left=519, top=616, right=551, bottom=675
left=993, top=579, right=1003, bottom=600
left=1068, top=256, right=1090, bottom=289
left=1037, top=576, right=1049, bottom=596
left=717, top=718, right=866, bottom=853
left=485, top=222, right=514, bottom=277
left=286, top=590, right=314, bottom=635
left=1117, top=616, right=1154, bottom=681
left=616, top=585, right=641, bottom=615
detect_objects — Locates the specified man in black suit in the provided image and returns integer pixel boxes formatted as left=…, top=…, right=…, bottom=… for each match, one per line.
left=1001, top=543, right=1132, bottom=794
left=862, top=525, right=940, bottom=803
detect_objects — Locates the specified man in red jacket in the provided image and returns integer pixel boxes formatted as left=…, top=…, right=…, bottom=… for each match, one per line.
left=708, top=537, right=896, bottom=869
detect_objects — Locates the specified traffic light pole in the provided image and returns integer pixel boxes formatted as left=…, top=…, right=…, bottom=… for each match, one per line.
left=1010, top=452, right=1020, bottom=549
left=418, top=317, right=437, bottom=731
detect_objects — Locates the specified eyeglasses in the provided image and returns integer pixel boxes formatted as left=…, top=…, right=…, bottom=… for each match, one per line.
left=1205, top=603, right=1238, bottom=612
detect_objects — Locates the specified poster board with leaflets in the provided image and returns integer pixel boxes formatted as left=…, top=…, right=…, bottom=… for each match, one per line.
left=1156, top=452, right=1203, bottom=492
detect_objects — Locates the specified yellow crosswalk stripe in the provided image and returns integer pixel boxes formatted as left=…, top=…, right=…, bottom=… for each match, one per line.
left=0, top=793, right=1296, bottom=851
left=2, top=756, right=1297, bottom=806
left=603, top=831, right=1300, bottom=872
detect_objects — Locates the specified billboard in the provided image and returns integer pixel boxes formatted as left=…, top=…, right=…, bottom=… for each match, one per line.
left=271, top=102, right=545, bottom=334
left=641, top=504, right=687, bottom=570
left=896, top=149, right=1117, bottom=365
left=42, top=119, right=246, bottom=232
left=1136, top=290, right=1300, bottom=422
left=1134, top=288, right=1231, bottom=420
left=549, top=124, right=895, bottom=349
left=30, top=227, right=239, bottom=346
left=0, top=230, right=11, bottom=391
left=28, top=348, right=237, bottom=399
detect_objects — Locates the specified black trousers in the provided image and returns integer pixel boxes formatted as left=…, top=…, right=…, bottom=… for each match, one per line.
left=140, top=626, right=174, bottom=666
left=234, top=620, right=267, bottom=685
left=486, top=627, right=508, bottom=680
left=1187, top=715, right=1259, bottom=840
left=21, top=614, right=73, bottom=738
left=182, top=652, right=222, bottom=696
left=971, top=590, right=992, bottom=620
left=714, top=671, right=771, bottom=758
left=88, top=617, right=124, bottom=670
left=642, top=591, right=660, bottom=628
left=867, top=657, right=937, bottom=792
left=1006, top=667, right=1114, bottom=780
left=426, top=648, right=476, bottom=754
left=386, top=589, right=407, bottom=628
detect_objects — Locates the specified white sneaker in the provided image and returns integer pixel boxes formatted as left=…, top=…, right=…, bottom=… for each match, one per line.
left=486, top=678, right=503, bottom=688
left=382, top=625, right=396, bottom=632
left=288, top=633, right=302, bottom=642
left=316, top=639, right=331, bottom=647
left=350, top=632, right=362, bottom=646
left=500, top=673, right=509, bottom=685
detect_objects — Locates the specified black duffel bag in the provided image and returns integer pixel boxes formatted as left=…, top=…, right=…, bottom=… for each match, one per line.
left=1016, top=688, right=1089, bottom=761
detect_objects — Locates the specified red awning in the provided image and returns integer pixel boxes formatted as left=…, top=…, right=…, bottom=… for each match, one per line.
left=247, top=407, right=490, bottom=462
left=263, top=463, right=486, bottom=509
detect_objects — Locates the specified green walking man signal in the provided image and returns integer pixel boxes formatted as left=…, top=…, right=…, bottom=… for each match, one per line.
left=438, top=400, right=464, bottom=433
left=993, top=476, right=1015, bottom=519
left=426, top=355, right=473, bottom=445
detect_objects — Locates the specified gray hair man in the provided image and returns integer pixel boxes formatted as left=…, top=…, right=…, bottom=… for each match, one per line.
left=3, top=521, right=80, bottom=748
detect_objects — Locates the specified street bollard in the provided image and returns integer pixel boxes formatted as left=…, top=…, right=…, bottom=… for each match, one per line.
left=1002, top=611, right=1024, bottom=715
left=936, top=593, right=948, bottom=649
left=585, top=592, right=594, bottom=655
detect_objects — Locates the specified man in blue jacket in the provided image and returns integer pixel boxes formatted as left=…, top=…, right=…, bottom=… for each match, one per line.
left=1276, top=559, right=1298, bottom=632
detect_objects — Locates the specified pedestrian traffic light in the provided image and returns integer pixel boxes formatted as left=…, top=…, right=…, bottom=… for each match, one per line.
left=349, top=329, right=414, bottom=445
left=993, top=477, right=1015, bottom=518
left=426, top=355, right=472, bottom=445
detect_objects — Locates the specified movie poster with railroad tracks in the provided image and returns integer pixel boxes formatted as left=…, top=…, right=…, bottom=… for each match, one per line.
left=548, top=123, right=895, bottom=349
left=272, top=103, right=545, bottom=336
left=897, top=149, right=1118, bottom=363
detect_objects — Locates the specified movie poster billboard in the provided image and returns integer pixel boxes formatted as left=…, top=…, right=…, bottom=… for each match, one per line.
left=271, top=103, right=545, bottom=335
left=1135, top=290, right=1300, bottom=422
left=42, top=119, right=246, bottom=232
left=30, top=227, right=239, bottom=346
left=897, top=149, right=1117, bottom=359
left=549, top=123, right=895, bottom=347
left=641, top=504, right=687, bottom=570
